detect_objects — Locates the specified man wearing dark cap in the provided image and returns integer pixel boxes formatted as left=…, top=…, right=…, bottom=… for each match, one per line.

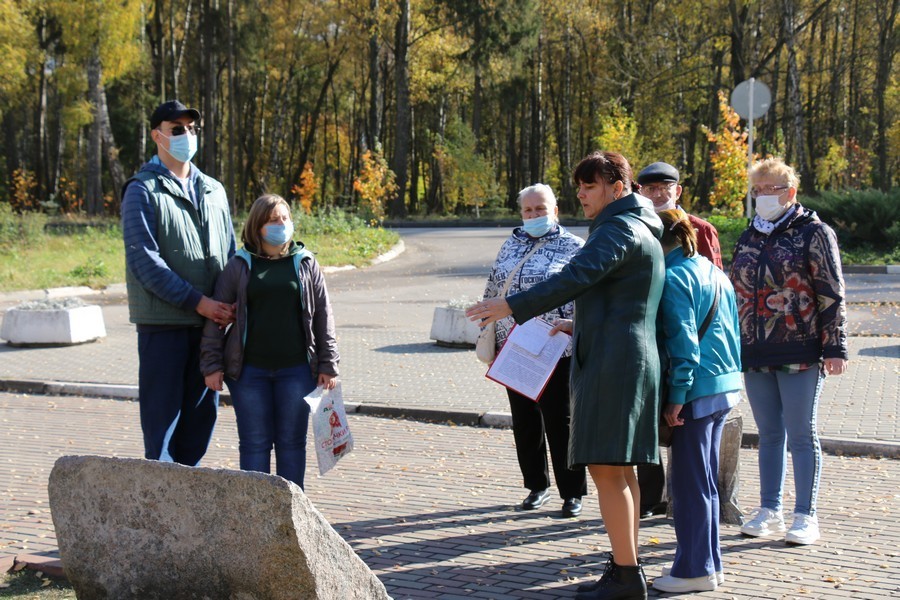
left=121, top=100, right=236, bottom=466
left=637, top=162, right=722, bottom=269
left=636, top=161, right=723, bottom=519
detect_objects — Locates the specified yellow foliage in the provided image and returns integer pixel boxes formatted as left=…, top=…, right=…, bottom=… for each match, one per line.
left=11, top=169, right=39, bottom=212
left=353, top=148, right=397, bottom=223
left=594, top=102, right=645, bottom=170
left=291, top=162, right=318, bottom=215
left=0, top=0, right=33, bottom=109
left=703, top=91, right=750, bottom=218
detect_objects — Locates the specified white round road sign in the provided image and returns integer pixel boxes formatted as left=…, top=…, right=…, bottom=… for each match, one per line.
left=731, top=79, right=772, bottom=120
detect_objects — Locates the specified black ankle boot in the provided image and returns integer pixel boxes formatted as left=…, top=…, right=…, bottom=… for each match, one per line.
left=574, top=562, right=647, bottom=600
left=576, top=554, right=615, bottom=593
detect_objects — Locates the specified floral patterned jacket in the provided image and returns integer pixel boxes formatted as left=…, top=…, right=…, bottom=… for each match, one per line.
left=728, top=205, right=848, bottom=370
left=483, top=225, right=584, bottom=356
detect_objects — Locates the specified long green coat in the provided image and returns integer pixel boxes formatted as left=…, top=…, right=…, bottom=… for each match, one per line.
left=506, top=193, right=665, bottom=466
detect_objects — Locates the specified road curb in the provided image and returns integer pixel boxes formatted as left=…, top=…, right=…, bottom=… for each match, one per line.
left=3, top=377, right=897, bottom=459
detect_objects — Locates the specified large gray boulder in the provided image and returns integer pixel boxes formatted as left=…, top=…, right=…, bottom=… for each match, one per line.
left=48, top=455, right=390, bottom=600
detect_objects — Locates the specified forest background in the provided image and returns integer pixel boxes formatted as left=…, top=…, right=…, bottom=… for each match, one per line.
left=0, top=0, right=897, bottom=223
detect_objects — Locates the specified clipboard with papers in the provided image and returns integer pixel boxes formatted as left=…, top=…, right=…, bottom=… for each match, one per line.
left=485, top=318, right=570, bottom=401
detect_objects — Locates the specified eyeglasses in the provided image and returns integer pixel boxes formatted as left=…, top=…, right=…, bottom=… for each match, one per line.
left=640, top=182, right=676, bottom=196
left=750, top=185, right=789, bottom=199
left=161, top=124, right=200, bottom=136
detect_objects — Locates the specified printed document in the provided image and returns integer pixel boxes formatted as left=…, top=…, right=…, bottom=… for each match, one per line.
left=486, top=318, right=570, bottom=401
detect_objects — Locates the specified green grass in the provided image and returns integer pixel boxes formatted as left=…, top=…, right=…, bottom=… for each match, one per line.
left=0, top=211, right=399, bottom=292
left=0, top=570, right=74, bottom=599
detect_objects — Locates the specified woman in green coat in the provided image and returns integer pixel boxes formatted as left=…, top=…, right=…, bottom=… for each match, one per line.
left=467, top=151, right=665, bottom=600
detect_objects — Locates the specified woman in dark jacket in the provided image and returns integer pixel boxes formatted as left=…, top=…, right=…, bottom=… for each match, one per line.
left=730, top=158, right=847, bottom=546
left=200, top=194, right=339, bottom=490
left=468, top=151, right=665, bottom=600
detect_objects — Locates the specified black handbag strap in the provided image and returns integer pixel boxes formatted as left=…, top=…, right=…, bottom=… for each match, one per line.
left=697, top=283, right=720, bottom=341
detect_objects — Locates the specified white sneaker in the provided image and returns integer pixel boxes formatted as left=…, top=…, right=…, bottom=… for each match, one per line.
left=785, top=513, right=820, bottom=545
left=661, top=563, right=725, bottom=585
left=652, top=574, right=717, bottom=593
left=740, top=507, right=786, bottom=537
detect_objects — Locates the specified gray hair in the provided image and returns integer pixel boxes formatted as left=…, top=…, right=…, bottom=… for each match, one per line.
left=516, top=183, right=557, bottom=208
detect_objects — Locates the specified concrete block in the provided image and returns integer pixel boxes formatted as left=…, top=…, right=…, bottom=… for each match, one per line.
left=429, top=306, right=480, bottom=347
left=48, top=455, right=389, bottom=600
left=1, top=305, right=106, bottom=345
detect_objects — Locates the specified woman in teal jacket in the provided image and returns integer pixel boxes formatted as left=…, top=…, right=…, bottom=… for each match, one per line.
left=652, top=209, right=742, bottom=595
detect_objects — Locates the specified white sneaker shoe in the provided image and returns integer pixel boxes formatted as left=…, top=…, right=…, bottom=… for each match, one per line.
left=785, top=513, right=820, bottom=545
left=661, top=563, right=725, bottom=585
left=740, top=507, right=786, bottom=537
left=652, top=574, right=717, bottom=593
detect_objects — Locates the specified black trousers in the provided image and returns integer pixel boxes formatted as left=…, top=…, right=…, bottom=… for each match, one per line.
left=507, top=357, right=588, bottom=499
left=638, top=457, right=667, bottom=509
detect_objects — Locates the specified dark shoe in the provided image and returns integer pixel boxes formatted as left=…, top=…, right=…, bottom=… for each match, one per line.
left=639, top=502, right=667, bottom=519
left=562, top=497, right=583, bottom=518
left=521, top=489, right=550, bottom=510
left=574, top=561, right=647, bottom=600
left=576, top=554, right=615, bottom=592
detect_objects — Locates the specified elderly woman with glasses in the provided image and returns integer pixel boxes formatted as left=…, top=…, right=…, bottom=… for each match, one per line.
left=729, top=158, right=848, bottom=546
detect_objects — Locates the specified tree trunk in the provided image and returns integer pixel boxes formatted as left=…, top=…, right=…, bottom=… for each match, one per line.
left=529, top=35, right=543, bottom=186
left=201, top=0, right=218, bottom=178
left=85, top=50, right=104, bottom=215
left=389, top=0, right=410, bottom=218
left=227, top=0, right=236, bottom=211
left=35, top=15, right=49, bottom=200
left=367, top=0, right=382, bottom=150
left=873, top=0, right=899, bottom=190
left=99, top=85, right=127, bottom=210
left=782, top=0, right=814, bottom=192
left=152, top=0, right=166, bottom=99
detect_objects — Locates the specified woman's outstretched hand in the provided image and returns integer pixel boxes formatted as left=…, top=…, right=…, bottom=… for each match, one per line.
left=466, top=297, right=513, bottom=326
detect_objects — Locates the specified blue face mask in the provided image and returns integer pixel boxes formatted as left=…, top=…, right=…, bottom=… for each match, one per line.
left=522, top=214, right=555, bottom=238
left=159, top=131, right=198, bottom=163
left=262, top=221, right=294, bottom=246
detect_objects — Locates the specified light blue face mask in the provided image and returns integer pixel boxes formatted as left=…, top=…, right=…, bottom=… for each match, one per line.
left=159, top=131, right=198, bottom=163
left=522, top=214, right=555, bottom=238
left=262, top=221, right=294, bottom=246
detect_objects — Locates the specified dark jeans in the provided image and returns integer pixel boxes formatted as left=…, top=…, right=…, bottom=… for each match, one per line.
left=226, top=363, right=315, bottom=489
left=138, top=328, right=218, bottom=466
left=507, top=357, right=587, bottom=499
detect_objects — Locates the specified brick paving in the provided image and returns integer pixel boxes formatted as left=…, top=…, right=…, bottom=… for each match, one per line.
left=1, top=228, right=899, bottom=597
left=2, top=393, right=899, bottom=599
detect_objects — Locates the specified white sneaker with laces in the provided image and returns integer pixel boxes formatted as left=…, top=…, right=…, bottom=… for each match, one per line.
left=661, top=563, right=724, bottom=585
left=652, top=574, right=717, bottom=593
left=785, top=513, right=820, bottom=545
left=740, top=507, right=786, bottom=537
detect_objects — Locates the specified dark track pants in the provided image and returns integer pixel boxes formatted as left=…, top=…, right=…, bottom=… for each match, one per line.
left=138, top=327, right=218, bottom=466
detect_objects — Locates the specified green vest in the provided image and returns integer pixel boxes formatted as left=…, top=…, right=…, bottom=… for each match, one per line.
left=125, top=169, right=233, bottom=326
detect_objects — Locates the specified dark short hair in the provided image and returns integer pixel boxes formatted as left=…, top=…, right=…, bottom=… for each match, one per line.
left=242, top=194, right=292, bottom=252
left=573, top=151, right=634, bottom=192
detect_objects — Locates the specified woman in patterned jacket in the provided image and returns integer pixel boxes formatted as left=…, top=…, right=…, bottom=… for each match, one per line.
left=729, top=158, right=848, bottom=546
left=481, top=183, right=588, bottom=518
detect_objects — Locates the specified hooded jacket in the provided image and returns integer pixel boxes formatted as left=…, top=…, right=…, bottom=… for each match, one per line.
left=729, top=204, right=848, bottom=369
left=506, top=193, right=666, bottom=466
left=199, top=243, right=339, bottom=380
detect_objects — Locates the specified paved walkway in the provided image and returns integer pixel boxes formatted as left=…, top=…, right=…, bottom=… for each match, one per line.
left=1, top=228, right=899, bottom=598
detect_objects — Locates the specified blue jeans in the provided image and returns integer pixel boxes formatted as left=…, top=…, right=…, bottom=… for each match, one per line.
left=670, top=403, right=729, bottom=579
left=744, top=367, right=824, bottom=516
left=226, top=363, right=315, bottom=489
left=138, top=328, right=218, bottom=466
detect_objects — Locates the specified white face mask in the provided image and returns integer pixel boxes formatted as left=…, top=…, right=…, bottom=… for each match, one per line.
left=755, top=195, right=789, bottom=222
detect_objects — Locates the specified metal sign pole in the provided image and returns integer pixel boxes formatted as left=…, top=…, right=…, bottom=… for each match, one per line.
left=746, top=77, right=755, bottom=219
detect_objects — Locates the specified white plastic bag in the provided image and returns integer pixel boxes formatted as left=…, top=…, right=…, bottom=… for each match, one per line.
left=304, top=381, right=354, bottom=475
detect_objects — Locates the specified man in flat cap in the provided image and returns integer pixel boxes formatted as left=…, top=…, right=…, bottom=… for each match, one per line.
left=637, top=162, right=722, bottom=268
left=121, top=100, right=236, bottom=465
left=636, top=161, right=723, bottom=518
